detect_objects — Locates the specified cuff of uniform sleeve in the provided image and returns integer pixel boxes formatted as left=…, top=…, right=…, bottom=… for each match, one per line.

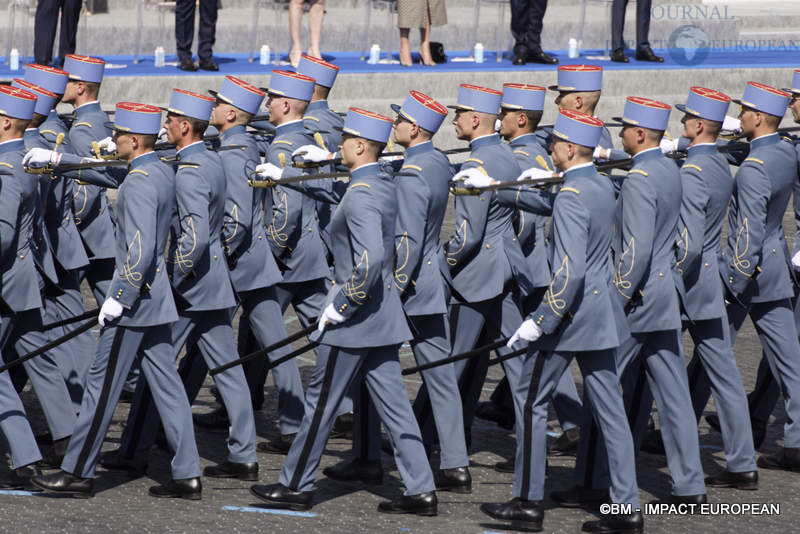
left=107, top=279, right=138, bottom=309
left=332, top=291, right=357, bottom=320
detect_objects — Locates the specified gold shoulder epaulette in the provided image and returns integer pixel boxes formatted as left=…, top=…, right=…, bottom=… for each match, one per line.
left=744, top=157, right=764, bottom=164
left=561, top=186, right=580, bottom=194
left=513, top=149, right=530, bottom=157
left=465, top=157, right=484, bottom=165
left=350, top=182, right=371, bottom=189
left=304, top=115, right=320, bottom=122
left=683, top=164, right=702, bottom=172
left=73, top=121, right=92, bottom=128
left=628, top=169, right=648, bottom=176
left=273, top=140, right=293, bottom=146
left=0, top=162, right=13, bottom=168
left=40, top=129, right=57, bottom=136
left=401, top=164, right=422, bottom=172
left=129, top=169, right=149, bottom=176
left=178, top=164, right=200, bottom=170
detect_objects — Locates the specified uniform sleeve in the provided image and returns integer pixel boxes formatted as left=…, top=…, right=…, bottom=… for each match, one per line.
left=0, top=172, right=22, bottom=263
left=724, top=160, right=769, bottom=295
left=393, top=174, right=428, bottom=296
left=58, top=124, right=127, bottom=187
left=266, top=143, right=304, bottom=257
left=614, top=173, right=656, bottom=305
left=220, top=147, right=255, bottom=258
left=529, top=190, right=589, bottom=334
left=331, top=187, right=384, bottom=319
left=444, top=160, right=490, bottom=271
left=793, top=144, right=800, bottom=249
left=496, top=187, right=555, bottom=215
left=171, top=166, right=211, bottom=286
left=107, top=179, right=158, bottom=308
left=676, top=165, right=708, bottom=278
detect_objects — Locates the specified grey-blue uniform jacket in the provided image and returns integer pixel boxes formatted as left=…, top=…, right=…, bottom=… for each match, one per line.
left=63, top=102, right=123, bottom=259
left=313, top=163, right=412, bottom=348
left=529, top=163, right=628, bottom=351
left=721, top=133, right=796, bottom=303
left=613, top=147, right=684, bottom=333
left=167, top=141, right=237, bottom=311
left=392, top=141, right=453, bottom=316
left=218, top=124, right=283, bottom=292
left=508, top=133, right=554, bottom=289
left=0, top=139, right=45, bottom=314
left=675, top=143, right=733, bottom=321
left=265, top=120, right=329, bottom=283
left=108, top=152, right=179, bottom=327
left=444, top=133, right=534, bottom=302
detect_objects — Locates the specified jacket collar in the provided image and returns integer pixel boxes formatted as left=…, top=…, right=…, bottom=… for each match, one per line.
left=74, top=101, right=101, bottom=118
left=470, top=133, right=501, bottom=150
left=406, top=140, right=435, bottom=159
left=687, top=143, right=718, bottom=157
left=632, top=146, right=662, bottom=164
left=275, top=119, right=305, bottom=136
left=509, top=133, right=538, bottom=146
left=350, top=162, right=380, bottom=181
left=0, top=138, right=25, bottom=154
left=750, top=132, right=780, bottom=150
left=307, top=100, right=329, bottom=112
left=129, top=150, right=159, bottom=170
left=563, top=162, right=595, bottom=180
left=177, top=140, right=206, bottom=159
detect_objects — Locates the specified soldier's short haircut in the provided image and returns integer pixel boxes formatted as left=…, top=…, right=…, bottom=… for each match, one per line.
left=186, top=117, right=208, bottom=136
left=8, top=116, right=31, bottom=133
left=83, top=81, right=100, bottom=98
left=575, top=144, right=594, bottom=158
left=645, top=128, right=664, bottom=143
left=576, top=90, right=601, bottom=113
left=234, top=108, right=254, bottom=126
left=522, top=110, right=544, bottom=130
left=763, top=113, right=781, bottom=129
left=701, top=118, right=722, bottom=136
left=365, top=139, right=386, bottom=157
left=139, top=133, right=157, bottom=149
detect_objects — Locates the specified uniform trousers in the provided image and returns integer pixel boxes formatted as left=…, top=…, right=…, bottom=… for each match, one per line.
left=60, top=323, right=200, bottom=479
left=175, top=0, right=218, bottom=61
left=0, top=337, right=43, bottom=469
left=33, top=0, right=82, bottom=65
left=279, top=344, right=435, bottom=495
left=611, top=0, right=652, bottom=50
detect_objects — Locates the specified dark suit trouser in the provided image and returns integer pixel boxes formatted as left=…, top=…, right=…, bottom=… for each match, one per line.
left=34, top=0, right=82, bottom=65
left=611, top=0, right=652, bottom=51
left=510, top=0, right=548, bottom=52
left=175, top=0, right=219, bottom=61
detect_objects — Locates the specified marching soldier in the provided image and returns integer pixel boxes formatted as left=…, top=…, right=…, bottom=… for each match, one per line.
left=720, top=82, right=800, bottom=473
left=482, top=108, right=642, bottom=534
left=672, top=87, right=758, bottom=488
left=30, top=103, right=202, bottom=499
left=250, top=108, right=437, bottom=516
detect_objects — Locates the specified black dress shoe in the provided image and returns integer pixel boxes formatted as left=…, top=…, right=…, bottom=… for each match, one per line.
left=434, top=466, right=471, bottom=493
left=550, top=485, right=609, bottom=509
left=149, top=477, right=202, bottom=500
left=257, top=433, right=296, bottom=455
left=758, top=447, right=800, bottom=472
left=0, top=464, right=43, bottom=492
left=203, top=461, right=259, bottom=481
left=635, top=46, right=664, bottom=62
left=329, top=413, right=353, bottom=439
left=640, top=428, right=666, bottom=455
left=494, top=458, right=515, bottom=473
left=35, top=431, right=52, bottom=445
left=31, top=470, right=94, bottom=498
left=671, top=493, right=707, bottom=505
left=527, top=49, right=558, bottom=65
left=475, top=401, right=515, bottom=430
left=193, top=407, right=230, bottom=430
left=582, top=510, right=644, bottom=533
left=610, top=48, right=629, bottom=63
left=512, top=44, right=528, bottom=66
left=323, top=458, right=383, bottom=484
left=250, top=483, right=312, bottom=511
left=705, top=469, right=758, bottom=490
left=548, top=427, right=580, bottom=457
left=99, top=449, right=148, bottom=476
left=480, top=498, right=543, bottom=531
left=198, top=57, right=219, bottom=71
left=119, top=389, right=134, bottom=403
left=179, top=58, right=198, bottom=71
left=706, top=414, right=766, bottom=449
left=377, top=491, right=437, bottom=516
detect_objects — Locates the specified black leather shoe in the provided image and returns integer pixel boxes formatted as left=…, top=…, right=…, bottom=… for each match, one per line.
left=193, top=407, right=230, bottom=431
left=149, top=477, right=202, bottom=500
left=99, top=449, right=148, bottom=476
left=706, top=414, right=766, bottom=449
left=250, top=483, right=312, bottom=511
left=610, top=48, right=629, bottom=63
left=203, top=461, right=259, bottom=481
left=548, top=427, right=580, bottom=457
left=758, top=447, right=800, bottom=472
left=480, top=498, right=543, bottom=531
left=582, top=510, right=644, bottom=533
left=329, top=413, right=353, bottom=439
left=31, top=470, right=94, bottom=498
left=378, top=491, right=437, bottom=516
left=551, top=485, right=609, bottom=509
left=179, top=58, right=198, bottom=71
left=475, top=401, right=515, bottom=430
left=512, top=44, right=528, bottom=66
left=434, top=466, right=471, bottom=493
left=119, top=389, right=134, bottom=403
left=705, top=469, right=758, bottom=490
left=0, top=464, right=43, bottom=492
left=494, top=458, right=515, bottom=473
left=635, top=46, right=664, bottom=62
left=640, top=428, right=666, bottom=455
left=527, top=49, right=558, bottom=65
left=198, top=57, right=219, bottom=71
left=257, top=433, right=296, bottom=455
left=671, top=493, right=707, bottom=505
left=323, top=458, right=383, bottom=484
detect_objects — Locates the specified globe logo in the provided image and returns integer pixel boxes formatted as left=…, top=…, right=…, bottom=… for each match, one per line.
left=668, top=25, right=711, bottom=66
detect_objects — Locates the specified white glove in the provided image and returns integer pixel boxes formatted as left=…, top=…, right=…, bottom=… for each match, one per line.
left=292, top=144, right=333, bottom=162
left=792, top=250, right=800, bottom=270
left=23, top=147, right=61, bottom=167
left=254, top=162, right=283, bottom=181
left=518, top=166, right=555, bottom=181
left=97, top=136, right=117, bottom=154
left=506, top=319, right=543, bottom=348
left=494, top=118, right=502, bottom=132
left=659, top=137, right=679, bottom=154
left=452, top=167, right=496, bottom=188
left=593, top=146, right=611, bottom=160
left=98, top=297, right=123, bottom=326
left=317, top=302, right=345, bottom=333
left=157, top=127, right=167, bottom=140
left=722, top=115, right=741, bottom=134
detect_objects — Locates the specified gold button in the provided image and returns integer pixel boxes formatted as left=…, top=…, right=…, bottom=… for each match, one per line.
left=213, top=255, right=218, bottom=260
left=156, top=268, right=161, bottom=272
left=512, top=238, right=516, bottom=241
left=308, top=228, right=312, bottom=232
left=18, top=255, right=23, bottom=259
left=772, top=249, right=777, bottom=253
left=658, top=272, right=663, bottom=277
left=593, top=290, right=599, bottom=295
left=387, top=284, right=391, bottom=288
left=427, top=261, right=432, bottom=265
left=258, top=236, right=262, bottom=239
left=485, top=244, right=490, bottom=249
left=704, top=262, right=709, bottom=267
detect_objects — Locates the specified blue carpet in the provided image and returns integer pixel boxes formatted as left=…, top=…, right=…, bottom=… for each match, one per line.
left=1, top=48, right=798, bottom=78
